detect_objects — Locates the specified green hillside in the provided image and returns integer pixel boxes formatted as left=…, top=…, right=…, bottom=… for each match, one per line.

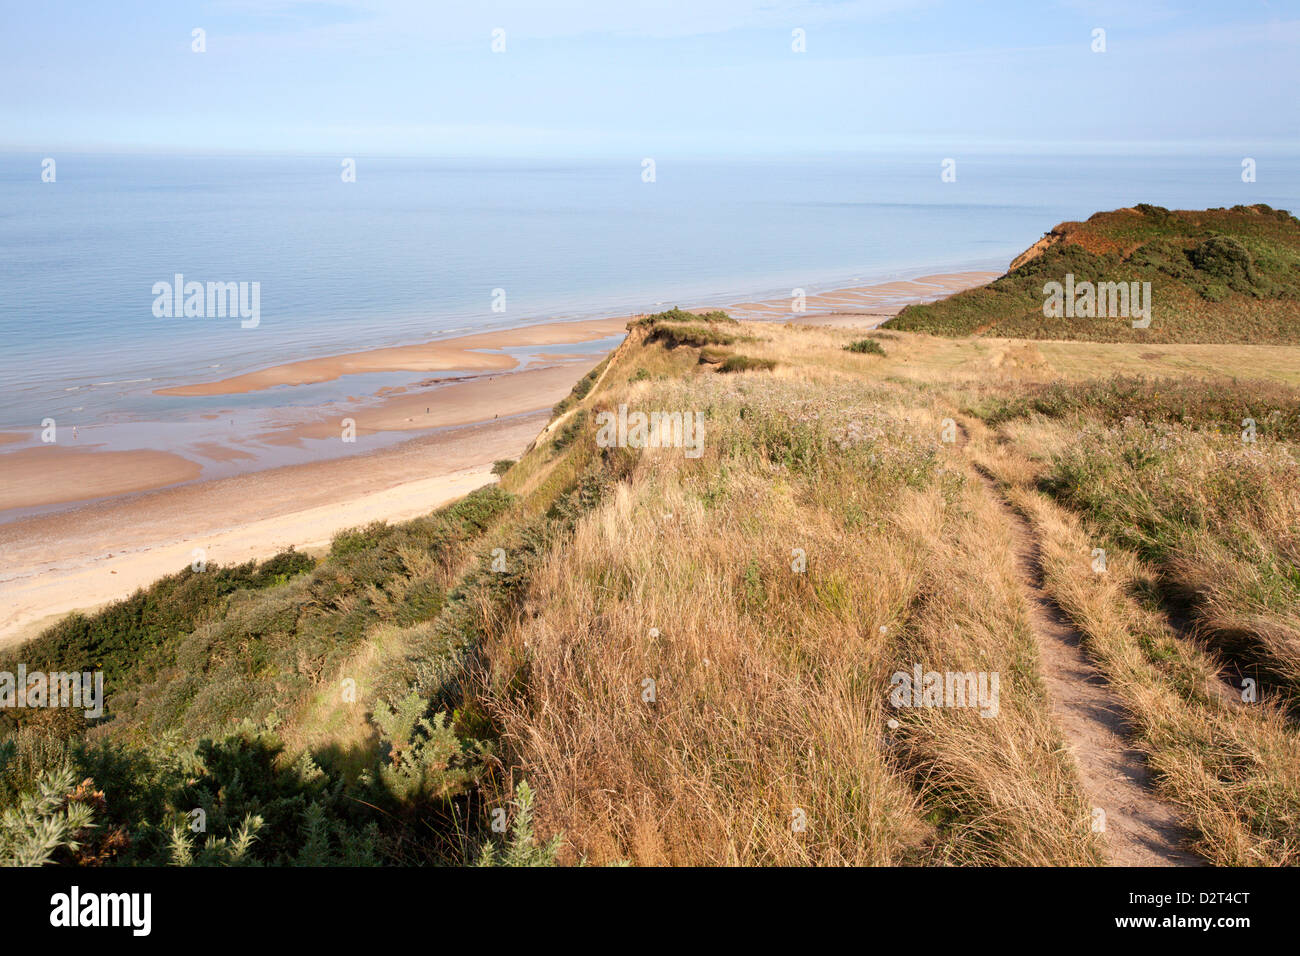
left=887, top=204, right=1300, bottom=342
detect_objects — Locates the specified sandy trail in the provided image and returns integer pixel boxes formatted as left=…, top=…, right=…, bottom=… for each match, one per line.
left=971, top=462, right=1201, bottom=866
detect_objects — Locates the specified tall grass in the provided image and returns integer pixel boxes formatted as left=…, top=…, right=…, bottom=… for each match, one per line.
left=482, top=373, right=1100, bottom=865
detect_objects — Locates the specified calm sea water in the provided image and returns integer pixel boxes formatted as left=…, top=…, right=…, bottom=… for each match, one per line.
left=1, top=151, right=1296, bottom=429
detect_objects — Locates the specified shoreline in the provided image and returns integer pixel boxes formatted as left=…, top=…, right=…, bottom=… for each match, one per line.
left=0, top=412, right=548, bottom=647
left=0, top=268, right=997, bottom=644
left=0, top=269, right=997, bottom=519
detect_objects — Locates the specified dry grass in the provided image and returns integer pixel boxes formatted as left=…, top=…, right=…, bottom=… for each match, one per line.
left=21, top=310, right=1296, bottom=866
left=968, top=417, right=1300, bottom=865
left=1009, top=403, right=1300, bottom=693
left=476, top=332, right=1103, bottom=865
left=886, top=477, right=1102, bottom=864
left=224, top=316, right=1299, bottom=867
left=403, top=323, right=1300, bottom=866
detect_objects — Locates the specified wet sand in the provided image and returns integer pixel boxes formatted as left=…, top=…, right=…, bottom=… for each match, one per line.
left=0, top=271, right=995, bottom=516
left=0, top=446, right=206, bottom=512
left=729, top=271, right=999, bottom=322
left=0, top=413, right=546, bottom=647
left=0, top=269, right=996, bottom=644
left=154, top=316, right=629, bottom=397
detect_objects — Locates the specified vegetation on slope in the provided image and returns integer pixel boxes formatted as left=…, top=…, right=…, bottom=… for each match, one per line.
left=6, top=299, right=1299, bottom=867
left=888, top=204, right=1300, bottom=343
left=976, top=376, right=1300, bottom=695
left=1, top=308, right=1103, bottom=867
left=966, top=374, right=1300, bottom=864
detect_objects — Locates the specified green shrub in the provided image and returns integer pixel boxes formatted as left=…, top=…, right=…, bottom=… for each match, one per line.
left=475, top=781, right=562, bottom=866
left=631, top=307, right=737, bottom=327
left=0, top=764, right=96, bottom=867
left=845, top=339, right=886, bottom=356
left=1189, top=234, right=1254, bottom=279
left=552, top=409, right=588, bottom=452
left=719, top=355, right=777, bottom=374
left=0, top=550, right=315, bottom=736
left=885, top=205, right=1300, bottom=342
left=552, top=357, right=609, bottom=418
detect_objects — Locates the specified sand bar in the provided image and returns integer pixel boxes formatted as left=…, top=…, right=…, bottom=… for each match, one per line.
left=1, top=272, right=996, bottom=515
left=155, top=316, right=629, bottom=397
left=0, top=446, right=205, bottom=512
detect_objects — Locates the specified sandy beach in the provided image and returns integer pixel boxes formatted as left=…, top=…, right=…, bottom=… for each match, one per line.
left=730, top=271, right=999, bottom=323
left=0, top=269, right=995, bottom=644
left=0, top=413, right=547, bottom=647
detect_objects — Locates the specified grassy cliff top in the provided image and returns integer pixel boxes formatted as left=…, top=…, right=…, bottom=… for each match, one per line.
left=887, top=204, right=1300, bottom=343
left=5, top=308, right=1300, bottom=867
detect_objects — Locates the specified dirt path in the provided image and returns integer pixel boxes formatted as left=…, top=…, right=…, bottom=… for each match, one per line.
left=971, top=467, right=1202, bottom=866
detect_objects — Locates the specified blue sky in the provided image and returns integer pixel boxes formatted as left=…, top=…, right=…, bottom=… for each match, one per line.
left=4, top=0, right=1297, bottom=156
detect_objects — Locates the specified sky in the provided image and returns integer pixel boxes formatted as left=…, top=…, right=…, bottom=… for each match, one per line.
left=3, top=0, right=1298, bottom=157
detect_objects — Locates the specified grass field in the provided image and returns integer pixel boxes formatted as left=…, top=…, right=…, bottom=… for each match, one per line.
left=4, top=290, right=1298, bottom=866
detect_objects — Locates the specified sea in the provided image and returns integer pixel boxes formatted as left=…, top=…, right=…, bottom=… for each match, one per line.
left=1, top=150, right=1296, bottom=431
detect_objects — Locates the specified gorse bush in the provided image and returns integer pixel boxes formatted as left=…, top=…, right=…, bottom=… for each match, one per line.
left=0, top=764, right=97, bottom=867
left=0, top=550, right=315, bottom=737
left=1188, top=235, right=1257, bottom=286
left=0, top=482, right=535, bottom=865
left=845, top=339, right=886, bottom=356
left=718, top=354, right=776, bottom=373
left=93, top=486, right=518, bottom=741
left=475, top=782, right=562, bottom=867
left=0, top=721, right=396, bottom=866
left=372, top=697, right=483, bottom=803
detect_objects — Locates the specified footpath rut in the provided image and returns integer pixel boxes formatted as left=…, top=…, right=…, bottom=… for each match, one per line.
left=966, top=456, right=1201, bottom=865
